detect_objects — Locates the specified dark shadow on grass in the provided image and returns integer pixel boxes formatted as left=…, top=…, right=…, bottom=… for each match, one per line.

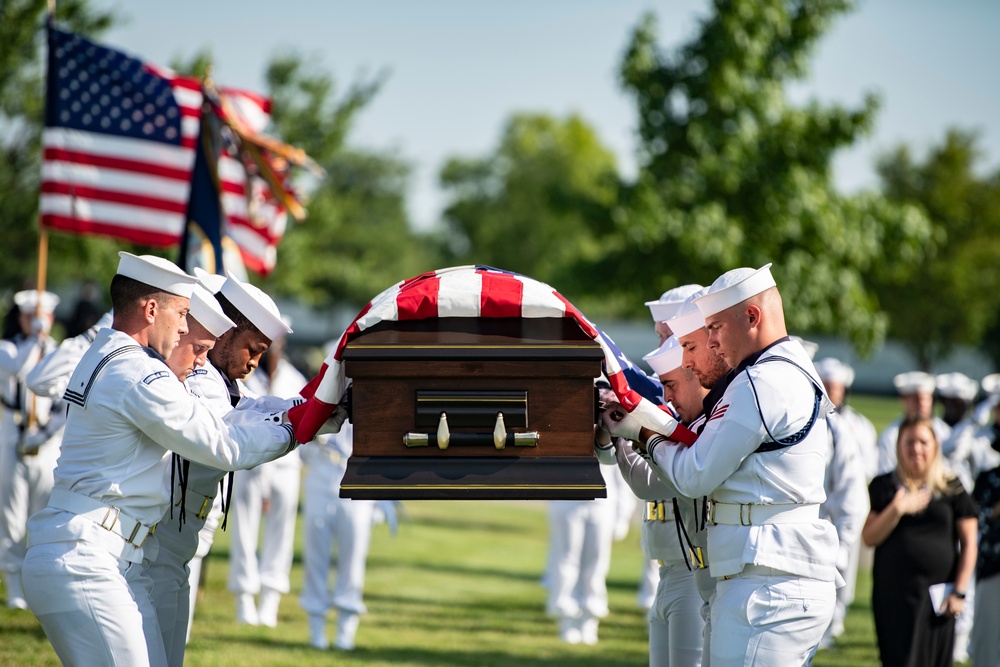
left=205, top=635, right=647, bottom=667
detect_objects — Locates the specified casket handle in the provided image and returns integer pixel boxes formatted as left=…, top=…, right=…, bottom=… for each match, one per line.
left=403, top=410, right=538, bottom=449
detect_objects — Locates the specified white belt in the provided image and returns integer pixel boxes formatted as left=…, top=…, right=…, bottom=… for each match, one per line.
left=48, top=487, right=157, bottom=547
left=645, top=501, right=675, bottom=522
left=707, top=500, right=819, bottom=526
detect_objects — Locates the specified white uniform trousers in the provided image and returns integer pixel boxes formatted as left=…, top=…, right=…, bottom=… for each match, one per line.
left=299, top=478, right=375, bottom=616
left=545, top=497, right=615, bottom=620
left=971, top=573, right=1000, bottom=667
left=649, top=561, right=705, bottom=667
left=711, top=567, right=834, bottom=667
left=22, top=539, right=167, bottom=667
left=637, top=558, right=659, bottom=609
left=184, top=500, right=224, bottom=645
left=1, top=440, right=60, bottom=598
left=147, top=500, right=222, bottom=667
left=227, top=461, right=301, bottom=597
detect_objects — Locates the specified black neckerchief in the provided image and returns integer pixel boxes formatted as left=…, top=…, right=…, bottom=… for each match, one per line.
left=142, top=346, right=166, bottom=362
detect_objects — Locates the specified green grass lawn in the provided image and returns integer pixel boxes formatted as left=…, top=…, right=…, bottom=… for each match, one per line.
left=1, top=395, right=907, bottom=666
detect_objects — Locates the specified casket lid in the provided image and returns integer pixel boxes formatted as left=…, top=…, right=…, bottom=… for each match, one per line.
left=342, top=317, right=604, bottom=361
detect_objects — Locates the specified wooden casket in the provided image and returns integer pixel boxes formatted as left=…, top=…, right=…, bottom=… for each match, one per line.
left=339, top=316, right=607, bottom=500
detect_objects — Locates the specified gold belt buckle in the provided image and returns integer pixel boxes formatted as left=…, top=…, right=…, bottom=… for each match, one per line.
left=740, top=503, right=753, bottom=526
left=196, top=497, right=212, bottom=520
left=689, top=546, right=706, bottom=569
left=707, top=499, right=717, bottom=526
left=134, top=523, right=156, bottom=548
left=126, top=521, right=143, bottom=545
left=101, top=505, right=121, bottom=531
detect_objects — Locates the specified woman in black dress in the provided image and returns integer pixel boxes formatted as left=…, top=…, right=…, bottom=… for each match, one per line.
left=862, top=415, right=978, bottom=667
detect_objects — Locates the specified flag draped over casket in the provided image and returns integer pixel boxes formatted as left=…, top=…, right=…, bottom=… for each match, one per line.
left=289, top=265, right=696, bottom=445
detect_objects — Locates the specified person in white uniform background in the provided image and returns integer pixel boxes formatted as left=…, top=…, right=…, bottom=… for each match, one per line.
left=635, top=283, right=704, bottom=610
left=599, top=333, right=708, bottom=667
left=145, top=270, right=296, bottom=667
left=813, top=368, right=869, bottom=650
left=20, top=253, right=296, bottom=667
left=228, top=325, right=306, bottom=628
left=973, top=373, right=1000, bottom=427
left=605, top=263, right=841, bottom=666
left=545, top=457, right=618, bottom=645
left=876, top=371, right=951, bottom=477
left=0, top=289, right=61, bottom=610
left=812, top=357, right=872, bottom=647
left=300, top=421, right=377, bottom=651
left=936, top=372, right=981, bottom=489
left=815, top=358, right=878, bottom=482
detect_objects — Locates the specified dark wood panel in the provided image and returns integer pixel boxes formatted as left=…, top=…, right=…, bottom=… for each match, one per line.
left=350, top=376, right=596, bottom=457
left=339, top=455, right=607, bottom=500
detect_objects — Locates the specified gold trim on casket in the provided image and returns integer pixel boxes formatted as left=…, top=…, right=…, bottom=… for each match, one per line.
left=339, top=317, right=607, bottom=500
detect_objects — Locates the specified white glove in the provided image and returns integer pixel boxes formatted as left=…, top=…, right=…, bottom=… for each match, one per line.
left=224, top=407, right=287, bottom=426
left=600, top=402, right=643, bottom=442
left=317, top=402, right=349, bottom=436
left=18, top=426, right=51, bottom=456
left=629, top=397, right=680, bottom=437
left=31, top=316, right=51, bottom=336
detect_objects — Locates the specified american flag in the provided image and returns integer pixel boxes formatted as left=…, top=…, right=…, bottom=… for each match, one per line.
left=41, top=24, right=200, bottom=245
left=288, top=266, right=697, bottom=445
left=41, top=24, right=288, bottom=274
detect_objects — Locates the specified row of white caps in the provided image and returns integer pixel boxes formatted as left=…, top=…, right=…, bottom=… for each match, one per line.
left=116, top=252, right=291, bottom=342
left=646, top=264, right=776, bottom=330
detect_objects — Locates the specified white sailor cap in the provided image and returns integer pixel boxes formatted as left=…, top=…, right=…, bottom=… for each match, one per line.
left=695, top=263, right=776, bottom=318
left=643, top=335, right=683, bottom=376
left=666, top=287, right=710, bottom=338
left=791, top=336, right=819, bottom=361
left=219, top=272, right=292, bottom=342
left=189, top=285, right=235, bottom=338
left=13, top=290, right=60, bottom=314
left=982, top=373, right=1000, bottom=396
left=935, top=372, right=978, bottom=402
left=116, top=252, right=197, bottom=299
left=644, top=284, right=704, bottom=323
left=814, top=357, right=855, bottom=387
left=192, top=267, right=227, bottom=295
left=893, top=371, right=936, bottom=395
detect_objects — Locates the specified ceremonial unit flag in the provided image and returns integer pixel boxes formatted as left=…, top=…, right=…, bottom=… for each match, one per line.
left=40, top=24, right=201, bottom=246
left=288, top=265, right=695, bottom=445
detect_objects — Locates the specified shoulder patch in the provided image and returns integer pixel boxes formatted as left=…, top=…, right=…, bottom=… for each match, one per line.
left=707, top=403, right=729, bottom=423
left=142, top=370, right=171, bottom=385
left=189, top=368, right=209, bottom=376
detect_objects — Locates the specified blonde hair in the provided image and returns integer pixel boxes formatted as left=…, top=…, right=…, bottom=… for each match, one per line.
left=895, top=416, right=952, bottom=494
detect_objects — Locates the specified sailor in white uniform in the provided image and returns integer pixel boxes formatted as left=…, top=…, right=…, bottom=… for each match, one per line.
left=876, top=372, right=951, bottom=477
left=812, top=358, right=871, bottom=646
left=20, top=253, right=296, bottom=667
left=228, top=333, right=307, bottom=628
left=599, top=334, right=707, bottom=667
left=636, top=284, right=705, bottom=610
left=0, top=289, right=61, bottom=610
left=144, top=270, right=296, bottom=667
left=605, top=264, right=840, bottom=666
left=300, top=422, right=377, bottom=651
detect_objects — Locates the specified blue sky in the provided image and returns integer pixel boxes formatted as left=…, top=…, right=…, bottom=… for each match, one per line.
left=91, top=0, right=1000, bottom=229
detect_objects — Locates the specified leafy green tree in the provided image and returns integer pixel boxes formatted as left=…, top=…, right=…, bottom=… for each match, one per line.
left=0, top=1, right=120, bottom=294
left=438, top=112, right=621, bottom=314
left=261, top=53, right=440, bottom=306
left=609, top=1, right=931, bottom=354
left=874, top=129, right=1000, bottom=369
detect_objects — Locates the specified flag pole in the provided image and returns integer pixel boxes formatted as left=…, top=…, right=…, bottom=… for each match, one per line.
left=29, top=0, right=57, bottom=431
